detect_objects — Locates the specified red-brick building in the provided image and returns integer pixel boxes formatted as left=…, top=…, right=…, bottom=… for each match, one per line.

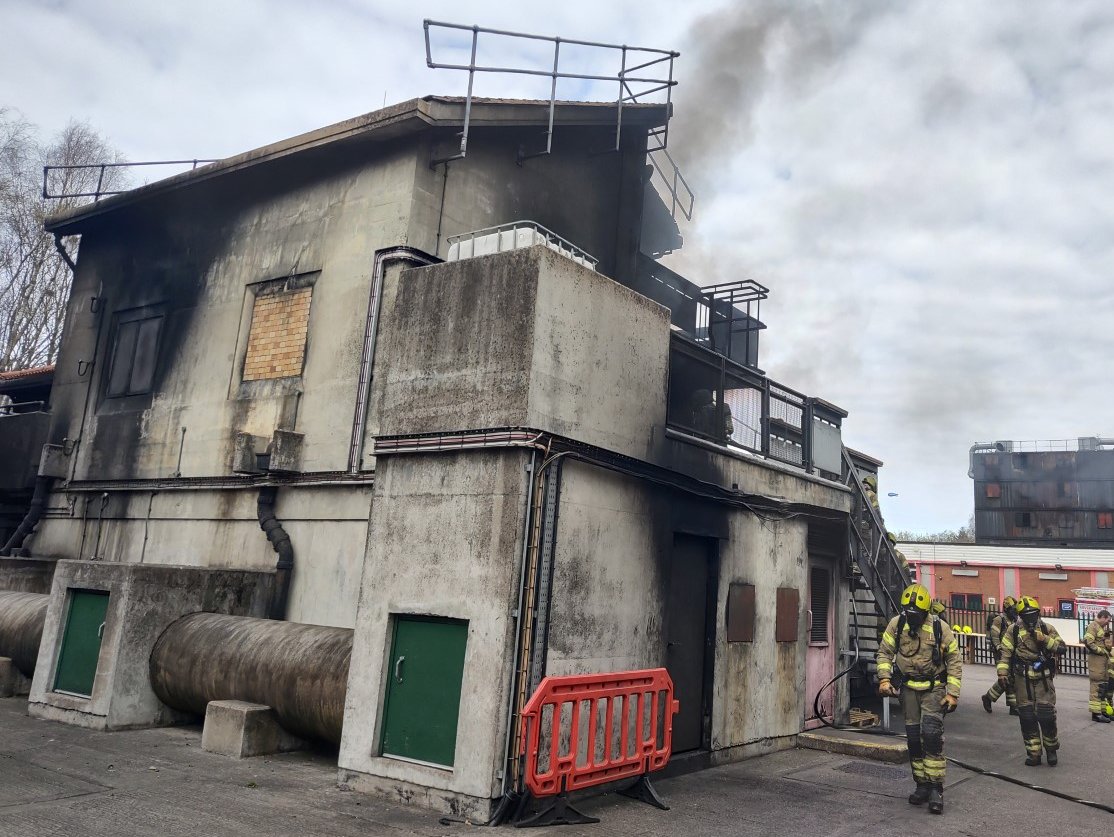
left=900, top=542, right=1114, bottom=618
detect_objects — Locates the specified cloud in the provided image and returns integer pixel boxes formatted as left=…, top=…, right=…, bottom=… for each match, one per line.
left=664, top=1, right=1114, bottom=531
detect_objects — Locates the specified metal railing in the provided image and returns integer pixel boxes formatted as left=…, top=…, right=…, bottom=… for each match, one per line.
left=42, top=159, right=217, bottom=202
left=845, top=446, right=910, bottom=621
left=666, top=333, right=845, bottom=475
left=0, top=400, right=48, bottom=417
left=446, top=220, right=598, bottom=269
left=424, top=19, right=678, bottom=165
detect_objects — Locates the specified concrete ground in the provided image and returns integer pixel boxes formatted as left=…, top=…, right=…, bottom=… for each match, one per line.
left=1, top=665, right=1111, bottom=836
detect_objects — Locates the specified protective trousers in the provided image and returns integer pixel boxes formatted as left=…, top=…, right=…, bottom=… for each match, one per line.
left=1087, top=654, right=1107, bottom=713
left=901, top=684, right=946, bottom=786
left=1011, top=672, right=1058, bottom=758
left=985, top=674, right=1017, bottom=708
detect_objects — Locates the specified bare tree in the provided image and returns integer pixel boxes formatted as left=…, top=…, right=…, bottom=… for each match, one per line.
left=0, top=109, right=126, bottom=372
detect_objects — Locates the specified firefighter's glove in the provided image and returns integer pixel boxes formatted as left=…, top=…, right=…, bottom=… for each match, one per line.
left=941, top=695, right=958, bottom=714
left=878, top=679, right=895, bottom=697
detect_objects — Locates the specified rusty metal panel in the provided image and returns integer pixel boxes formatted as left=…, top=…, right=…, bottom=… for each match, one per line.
left=726, top=583, right=755, bottom=642
left=775, top=587, right=799, bottom=643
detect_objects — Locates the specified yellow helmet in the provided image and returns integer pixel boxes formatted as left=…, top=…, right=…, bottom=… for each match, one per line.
left=900, top=583, right=931, bottom=614
left=1002, top=595, right=1017, bottom=611
left=930, top=599, right=946, bottom=615
left=863, top=474, right=878, bottom=491
left=1018, top=595, right=1040, bottom=615
left=886, top=531, right=898, bottom=544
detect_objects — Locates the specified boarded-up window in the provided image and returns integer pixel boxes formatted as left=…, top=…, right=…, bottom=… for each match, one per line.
left=242, top=285, right=312, bottom=381
left=775, top=587, right=799, bottom=642
left=1098, top=512, right=1113, bottom=530
left=726, top=583, right=755, bottom=642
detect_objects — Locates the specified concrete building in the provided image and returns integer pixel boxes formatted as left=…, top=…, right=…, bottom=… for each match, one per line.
left=0, top=95, right=898, bottom=818
left=970, top=438, right=1114, bottom=546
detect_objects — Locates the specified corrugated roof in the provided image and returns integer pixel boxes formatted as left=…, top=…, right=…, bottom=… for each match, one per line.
left=899, top=541, right=1114, bottom=570
left=0, top=364, right=54, bottom=383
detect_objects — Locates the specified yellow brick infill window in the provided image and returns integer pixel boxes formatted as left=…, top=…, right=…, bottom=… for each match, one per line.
left=242, top=286, right=312, bottom=381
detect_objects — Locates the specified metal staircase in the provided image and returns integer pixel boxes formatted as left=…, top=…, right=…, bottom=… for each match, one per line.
left=842, top=446, right=910, bottom=692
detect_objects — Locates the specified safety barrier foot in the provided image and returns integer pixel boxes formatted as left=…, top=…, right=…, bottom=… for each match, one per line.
left=618, top=774, right=669, bottom=810
left=514, top=787, right=599, bottom=828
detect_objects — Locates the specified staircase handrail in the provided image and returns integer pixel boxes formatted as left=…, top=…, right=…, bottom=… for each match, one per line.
left=842, top=445, right=908, bottom=617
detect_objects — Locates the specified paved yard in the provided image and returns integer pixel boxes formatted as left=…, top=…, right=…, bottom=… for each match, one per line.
left=0, top=664, right=1109, bottom=836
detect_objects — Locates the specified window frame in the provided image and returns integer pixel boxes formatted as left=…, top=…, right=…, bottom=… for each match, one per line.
left=104, top=307, right=165, bottom=400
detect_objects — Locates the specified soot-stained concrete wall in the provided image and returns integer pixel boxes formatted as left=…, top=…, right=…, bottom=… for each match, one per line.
left=29, top=560, right=271, bottom=731
left=408, top=125, right=648, bottom=282
left=339, top=449, right=528, bottom=817
left=30, top=485, right=372, bottom=629
left=370, top=246, right=670, bottom=461
left=544, top=458, right=852, bottom=765
left=33, top=139, right=421, bottom=627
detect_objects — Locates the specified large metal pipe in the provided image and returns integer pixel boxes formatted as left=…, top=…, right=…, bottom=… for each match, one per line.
left=0, top=591, right=49, bottom=676
left=149, top=612, right=352, bottom=744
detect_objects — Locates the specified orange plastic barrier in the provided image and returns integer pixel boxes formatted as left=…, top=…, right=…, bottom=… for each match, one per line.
left=520, top=668, right=680, bottom=798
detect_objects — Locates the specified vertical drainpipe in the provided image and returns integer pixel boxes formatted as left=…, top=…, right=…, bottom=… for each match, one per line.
left=347, top=247, right=437, bottom=474
left=257, top=486, right=294, bottom=620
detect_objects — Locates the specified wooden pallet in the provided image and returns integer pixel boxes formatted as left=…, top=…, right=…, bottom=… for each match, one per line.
left=847, top=708, right=879, bottom=728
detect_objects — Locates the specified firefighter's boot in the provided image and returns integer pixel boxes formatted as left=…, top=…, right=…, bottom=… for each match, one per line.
left=928, top=784, right=943, bottom=815
left=907, top=783, right=931, bottom=806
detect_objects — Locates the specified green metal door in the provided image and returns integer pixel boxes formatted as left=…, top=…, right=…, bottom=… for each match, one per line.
left=54, top=590, right=110, bottom=696
left=381, top=616, right=468, bottom=767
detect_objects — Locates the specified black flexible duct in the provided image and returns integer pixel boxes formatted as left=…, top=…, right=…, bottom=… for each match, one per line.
left=256, top=486, right=293, bottom=620
left=1, top=476, right=51, bottom=556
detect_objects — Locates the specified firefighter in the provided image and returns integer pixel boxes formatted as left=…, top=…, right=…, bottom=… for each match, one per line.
left=877, top=583, right=962, bottom=815
left=997, top=596, right=1065, bottom=766
left=981, top=596, right=1019, bottom=715
left=1082, top=610, right=1111, bottom=722
left=885, top=531, right=910, bottom=577
left=862, top=474, right=880, bottom=512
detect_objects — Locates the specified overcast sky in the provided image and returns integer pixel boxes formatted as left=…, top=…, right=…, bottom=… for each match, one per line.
left=3, top=0, right=1111, bottom=534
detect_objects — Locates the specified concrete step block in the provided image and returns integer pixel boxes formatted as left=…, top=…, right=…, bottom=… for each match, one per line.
left=0, top=657, right=32, bottom=698
left=201, top=700, right=308, bottom=758
left=798, top=729, right=907, bottom=764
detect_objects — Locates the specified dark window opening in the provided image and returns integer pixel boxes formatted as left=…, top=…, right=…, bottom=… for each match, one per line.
left=1015, top=512, right=1032, bottom=528
left=1057, top=481, right=1074, bottom=498
left=106, top=314, right=163, bottom=397
left=950, top=593, right=982, bottom=610
left=667, top=345, right=727, bottom=443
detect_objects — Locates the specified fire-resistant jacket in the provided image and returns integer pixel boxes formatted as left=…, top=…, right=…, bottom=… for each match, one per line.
left=987, top=613, right=1012, bottom=653
left=997, top=621, right=1065, bottom=680
left=1083, top=619, right=1110, bottom=658
left=876, top=615, right=962, bottom=698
